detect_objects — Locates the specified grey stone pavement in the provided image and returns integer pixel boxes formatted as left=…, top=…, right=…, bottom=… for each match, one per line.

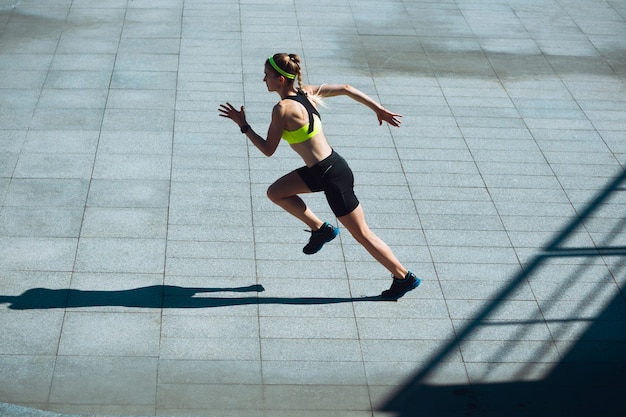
left=1, top=0, right=626, bottom=416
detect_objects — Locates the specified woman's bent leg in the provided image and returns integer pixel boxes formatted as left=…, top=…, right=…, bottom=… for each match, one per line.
left=267, top=171, right=324, bottom=231
left=338, top=204, right=408, bottom=278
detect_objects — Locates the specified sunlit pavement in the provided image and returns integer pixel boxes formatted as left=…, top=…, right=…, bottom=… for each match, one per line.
left=1, top=0, right=625, bottom=416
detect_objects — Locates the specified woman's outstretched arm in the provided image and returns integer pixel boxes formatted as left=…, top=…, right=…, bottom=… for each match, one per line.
left=305, top=84, right=403, bottom=127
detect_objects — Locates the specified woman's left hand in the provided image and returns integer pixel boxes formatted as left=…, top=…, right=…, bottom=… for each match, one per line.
left=219, top=102, right=247, bottom=128
left=377, top=108, right=403, bottom=127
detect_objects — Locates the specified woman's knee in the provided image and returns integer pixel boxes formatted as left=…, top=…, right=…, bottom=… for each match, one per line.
left=267, top=171, right=305, bottom=203
left=340, top=218, right=373, bottom=244
left=266, top=183, right=281, bottom=203
left=352, top=227, right=376, bottom=245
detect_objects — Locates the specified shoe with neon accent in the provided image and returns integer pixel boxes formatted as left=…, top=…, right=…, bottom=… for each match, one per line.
left=303, top=222, right=339, bottom=254
left=381, top=271, right=421, bottom=299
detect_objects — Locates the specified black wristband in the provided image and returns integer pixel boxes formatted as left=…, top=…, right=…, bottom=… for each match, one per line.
left=240, top=124, right=250, bottom=134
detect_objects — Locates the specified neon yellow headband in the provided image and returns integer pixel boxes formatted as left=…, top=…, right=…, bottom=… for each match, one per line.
left=268, top=56, right=296, bottom=79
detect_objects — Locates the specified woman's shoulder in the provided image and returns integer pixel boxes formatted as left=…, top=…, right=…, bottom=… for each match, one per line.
left=272, top=98, right=300, bottom=121
left=300, top=85, right=321, bottom=95
left=301, top=84, right=351, bottom=98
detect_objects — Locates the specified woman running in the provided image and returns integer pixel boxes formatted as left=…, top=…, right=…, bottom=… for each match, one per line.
left=219, top=53, right=420, bottom=299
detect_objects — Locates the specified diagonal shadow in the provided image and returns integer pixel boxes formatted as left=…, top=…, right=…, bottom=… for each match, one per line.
left=380, top=168, right=626, bottom=417
left=0, top=284, right=388, bottom=310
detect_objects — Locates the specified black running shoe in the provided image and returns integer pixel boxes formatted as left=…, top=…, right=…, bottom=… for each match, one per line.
left=303, top=222, right=339, bottom=254
left=381, top=271, right=421, bottom=299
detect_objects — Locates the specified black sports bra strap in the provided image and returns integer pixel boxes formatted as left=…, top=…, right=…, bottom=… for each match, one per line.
left=284, top=91, right=321, bottom=134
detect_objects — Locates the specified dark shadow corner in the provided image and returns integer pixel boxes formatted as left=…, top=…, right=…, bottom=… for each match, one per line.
left=379, top=168, right=626, bottom=417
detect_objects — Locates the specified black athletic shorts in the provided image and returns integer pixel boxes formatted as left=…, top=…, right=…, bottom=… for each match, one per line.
left=296, top=150, right=360, bottom=217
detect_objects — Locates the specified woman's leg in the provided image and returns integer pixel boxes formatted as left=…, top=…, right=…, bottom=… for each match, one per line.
left=338, top=204, right=408, bottom=279
left=266, top=171, right=325, bottom=231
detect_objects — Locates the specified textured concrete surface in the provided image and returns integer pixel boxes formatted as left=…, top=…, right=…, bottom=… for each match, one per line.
left=1, top=0, right=625, bottom=416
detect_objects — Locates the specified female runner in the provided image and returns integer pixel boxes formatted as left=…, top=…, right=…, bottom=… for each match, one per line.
left=219, top=53, right=420, bottom=299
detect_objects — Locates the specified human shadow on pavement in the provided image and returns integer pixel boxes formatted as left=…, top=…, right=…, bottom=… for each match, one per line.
left=0, top=284, right=388, bottom=309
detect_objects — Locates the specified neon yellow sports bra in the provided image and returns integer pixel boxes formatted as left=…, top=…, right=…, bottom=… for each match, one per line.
left=282, top=114, right=322, bottom=145
left=281, top=91, right=322, bottom=145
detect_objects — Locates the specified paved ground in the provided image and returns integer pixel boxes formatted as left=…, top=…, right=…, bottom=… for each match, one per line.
left=1, top=0, right=626, bottom=416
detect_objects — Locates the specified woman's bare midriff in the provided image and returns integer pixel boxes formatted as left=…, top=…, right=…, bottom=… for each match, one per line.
left=290, top=133, right=333, bottom=167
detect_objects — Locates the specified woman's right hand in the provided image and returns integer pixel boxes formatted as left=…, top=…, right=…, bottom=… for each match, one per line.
left=218, top=102, right=247, bottom=128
